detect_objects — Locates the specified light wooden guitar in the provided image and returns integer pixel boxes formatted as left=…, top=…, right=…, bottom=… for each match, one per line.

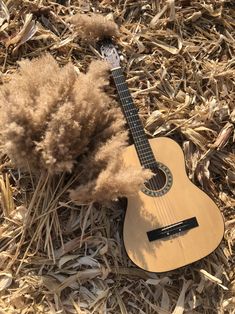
left=100, top=41, right=224, bottom=273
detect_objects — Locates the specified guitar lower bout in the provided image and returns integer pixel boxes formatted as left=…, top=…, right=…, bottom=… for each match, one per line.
left=122, top=137, right=224, bottom=273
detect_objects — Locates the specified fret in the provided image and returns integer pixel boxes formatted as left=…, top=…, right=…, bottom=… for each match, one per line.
left=135, top=148, right=152, bottom=155
left=134, top=144, right=155, bottom=154
left=115, top=80, right=125, bottom=87
left=137, top=152, right=154, bottom=160
left=125, top=109, right=138, bottom=115
left=125, top=118, right=141, bottom=127
left=135, top=143, right=149, bottom=150
left=133, top=135, right=145, bottom=141
left=132, top=129, right=145, bottom=136
left=133, top=134, right=148, bottom=140
left=137, top=150, right=154, bottom=157
left=112, top=75, right=123, bottom=79
left=136, top=146, right=150, bottom=154
left=116, top=81, right=128, bottom=87
left=122, top=104, right=136, bottom=111
left=117, top=85, right=129, bottom=91
left=128, top=124, right=142, bottom=129
left=139, top=153, right=155, bottom=160
left=139, top=157, right=156, bottom=165
left=122, top=99, right=133, bottom=105
left=127, top=119, right=140, bottom=124
left=125, top=115, right=139, bottom=121
left=134, top=139, right=150, bottom=147
left=115, top=83, right=129, bottom=90
left=133, top=142, right=150, bottom=150
left=112, top=68, right=122, bottom=74
left=120, top=95, right=133, bottom=102
left=124, top=107, right=138, bottom=114
left=119, top=92, right=130, bottom=98
left=131, top=134, right=146, bottom=142
left=136, top=150, right=154, bottom=160
left=112, top=69, right=122, bottom=73
left=126, top=110, right=139, bottom=116
left=138, top=154, right=155, bottom=161
left=127, top=122, right=140, bottom=129
left=118, top=91, right=131, bottom=98
left=119, top=95, right=132, bottom=101
left=129, top=123, right=142, bottom=129
left=115, top=79, right=126, bottom=86
left=113, top=75, right=125, bottom=82
left=137, top=152, right=156, bottom=165
left=116, top=82, right=127, bottom=87
left=125, top=113, right=138, bottom=118
left=127, top=114, right=142, bottom=121
left=125, top=114, right=139, bottom=119
left=143, top=161, right=157, bottom=168
left=134, top=146, right=155, bottom=158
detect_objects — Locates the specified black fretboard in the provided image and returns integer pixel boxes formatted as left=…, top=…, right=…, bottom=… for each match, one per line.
left=112, top=67, right=156, bottom=168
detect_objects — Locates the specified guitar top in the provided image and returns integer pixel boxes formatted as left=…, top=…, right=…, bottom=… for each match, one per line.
left=99, top=40, right=224, bottom=273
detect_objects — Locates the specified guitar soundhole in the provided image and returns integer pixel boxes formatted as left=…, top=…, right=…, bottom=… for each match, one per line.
left=145, top=167, right=166, bottom=191
left=142, top=163, right=173, bottom=197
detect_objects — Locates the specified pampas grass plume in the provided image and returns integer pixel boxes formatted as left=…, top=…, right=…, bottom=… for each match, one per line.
left=0, top=54, right=150, bottom=203
left=68, top=13, right=119, bottom=41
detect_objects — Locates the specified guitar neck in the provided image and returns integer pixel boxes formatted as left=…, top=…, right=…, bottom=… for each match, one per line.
left=111, top=67, right=155, bottom=168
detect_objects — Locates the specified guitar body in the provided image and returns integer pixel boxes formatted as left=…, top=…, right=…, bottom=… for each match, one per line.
left=122, top=137, right=224, bottom=273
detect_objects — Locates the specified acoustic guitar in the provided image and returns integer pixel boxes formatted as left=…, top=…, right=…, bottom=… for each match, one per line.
left=100, top=40, right=224, bottom=273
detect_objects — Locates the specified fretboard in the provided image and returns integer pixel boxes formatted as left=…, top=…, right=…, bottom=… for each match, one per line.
left=112, top=67, right=156, bottom=168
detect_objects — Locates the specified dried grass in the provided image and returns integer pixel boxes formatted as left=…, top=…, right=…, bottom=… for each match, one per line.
left=0, top=0, right=234, bottom=313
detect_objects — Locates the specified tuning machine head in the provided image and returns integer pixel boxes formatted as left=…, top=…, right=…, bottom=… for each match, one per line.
left=98, top=38, right=121, bottom=69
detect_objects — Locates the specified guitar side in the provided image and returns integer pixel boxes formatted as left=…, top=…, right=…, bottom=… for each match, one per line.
left=122, top=137, right=224, bottom=273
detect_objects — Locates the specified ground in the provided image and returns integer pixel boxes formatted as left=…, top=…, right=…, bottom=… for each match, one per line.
left=0, top=1, right=234, bottom=313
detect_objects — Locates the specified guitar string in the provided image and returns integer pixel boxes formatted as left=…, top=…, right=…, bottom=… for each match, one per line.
left=111, top=65, right=185, bottom=254
left=112, top=68, right=176, bottom=226
left=112, top=70, right=162, bottom=166
left=113, top=68, right=179, bottom=229
left=118, top=90, right=177, bottom=227
left=112, top=68, right=169, bottom=199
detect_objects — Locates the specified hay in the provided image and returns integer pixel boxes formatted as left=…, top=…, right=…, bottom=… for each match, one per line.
left=0, top=0, right=234, bottom=313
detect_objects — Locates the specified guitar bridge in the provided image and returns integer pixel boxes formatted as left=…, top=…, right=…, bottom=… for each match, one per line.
left=147, top=217, right=199, bottom=241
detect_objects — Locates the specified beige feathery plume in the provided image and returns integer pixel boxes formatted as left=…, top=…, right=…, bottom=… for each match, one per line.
left=0, top=54, right=150, bottom=202
left=68, top=13, right=119, bottom=41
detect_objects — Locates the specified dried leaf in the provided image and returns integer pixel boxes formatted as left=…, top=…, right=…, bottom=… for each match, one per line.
left=9, top=205, right=27, bottom=224
left=73, top=256, right=99, bottom=268
left=0, top=174, right=15, bottom=217
left=146, top=277, right=171, bottom=285
left=172, top=280, right=192, bottom=314
left=58, top=255, right=79, bottom=268
left=200, top=270, right=228, bottom=290
left=6, top=14, right=37, bottom=52
left=227, top=169, right=235, bottom=184
left=152, top=36, right=182, bottom=55
left=168, top=0, right=176, bottom=21
left=211, top=122, right=234, bottom=150
left=0, top=0, right=9, bottom=27
left=0, top=271, right=12, bottom=291
left=150, top=4, right=168, bottom=27
left=55, top=268, right=102, bottom=293
left=115, top=290, right=128, bottom=314
left=161, top=288, right=170, bottom=311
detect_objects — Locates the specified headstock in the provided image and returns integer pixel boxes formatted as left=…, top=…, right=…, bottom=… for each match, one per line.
left=99, top=39, right=120, bottom=69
